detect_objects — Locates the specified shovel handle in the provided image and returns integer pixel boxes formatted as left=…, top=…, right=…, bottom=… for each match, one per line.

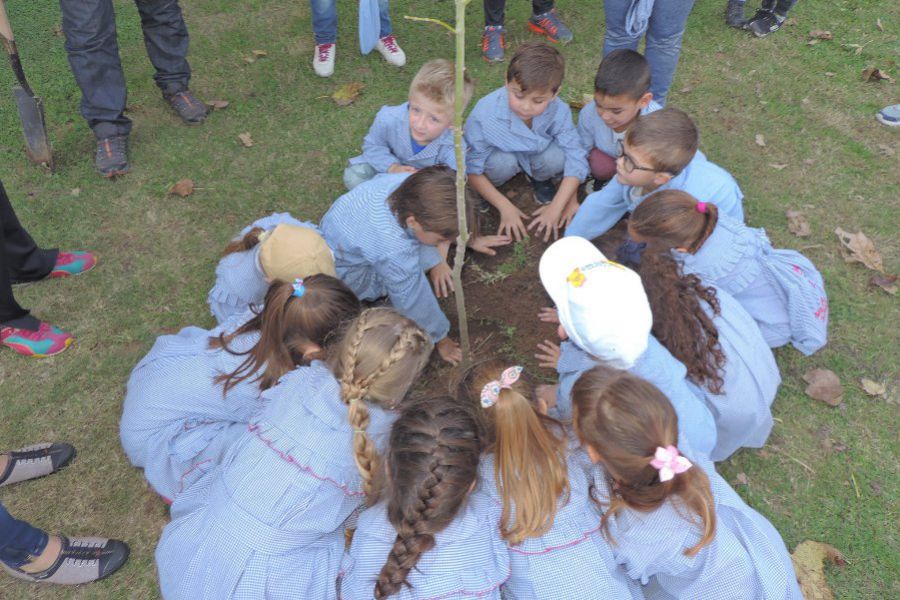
left=0, top=0, right=14, bottom=48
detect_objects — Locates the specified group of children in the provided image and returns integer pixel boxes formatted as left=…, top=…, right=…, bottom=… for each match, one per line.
left=119, top=41, right=829, bottom=598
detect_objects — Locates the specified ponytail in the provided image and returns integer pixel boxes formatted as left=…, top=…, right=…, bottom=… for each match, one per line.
left=458, top=359, right=569, bottom=544
left=629, top=190, right=718, bottom=254
left=374, top=396, right=481, bottom=599
left=222, top=226, right=265, bottom=256
left=572, top=366, right=716, bottom=556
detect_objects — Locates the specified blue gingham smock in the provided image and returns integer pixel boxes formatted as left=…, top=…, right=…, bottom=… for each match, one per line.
left=589, top=453, right=802, bottom=599
left=555, top=336, right=719, bottom=458
left=566, top=153, right=744, bottom=240
left=156, top=362, right=396, bottom=600
left=678, top=213, right=828, bottom=356
left=337, top=488, right=510, bottom=599
left=577, top=99, right=662, bottom=157
left=477, top=446, right=643, bottom=600
left=319, top=174, right=449, bottom=342
left=120, top=310, right=264, bottom=501
left=207, top=212, right=313, bottom=325
left=464, top=87, right=589, bottom=181
left=699, top=286, right=781, bottom=462
left=348, top=103, right=458, bottom=172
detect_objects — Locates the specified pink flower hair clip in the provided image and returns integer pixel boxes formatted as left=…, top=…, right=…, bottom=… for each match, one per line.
left=650, top=445, right=693, bottom=482
left=480, top=366, right=524, bottom=408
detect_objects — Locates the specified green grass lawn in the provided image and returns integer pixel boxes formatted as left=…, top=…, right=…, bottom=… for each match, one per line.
left=1, top=0, right=897, bottom=597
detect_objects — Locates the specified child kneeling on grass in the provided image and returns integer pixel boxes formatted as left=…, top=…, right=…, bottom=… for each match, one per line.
left=344, top=59, right=475, bottom=190
left=320, top=166, right=509, bottom=365
left=465, top=42, right=588, bottom=242
left=566, top=107, right=745, bottom=241
left=573, top=366, right=803, bottom=599
left=457, top=360, right=643, bottom=599
left=338, top=395, right=510, bottom=599
left=537, top=237, right=718, bottom=457
left=578, top=49, right=661, bottom=191
left=630, top=190, right=828, bottom=355
left=121, top=276, right=361, bottom=502
left=207, top=212, right=336, bottom=325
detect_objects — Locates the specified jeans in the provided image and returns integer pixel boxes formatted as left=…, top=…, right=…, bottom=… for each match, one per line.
left=483, top=143, right=565, bottom=186
left=59, top=0, right=192, bottom=138
left=603, top=0, right=696, bottom=106
left=309, top=0, right=392, bottom=45
left=0, top=503, right=49, bottom=569
left=0, top=181, right=56, bottom=329
left=483, top=0, right=554, bottom=27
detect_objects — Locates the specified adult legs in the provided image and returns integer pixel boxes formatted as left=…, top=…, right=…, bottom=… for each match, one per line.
left=134, top=0, right=192, bottom=97
left=59, top=0, right=131, bottom=139
left=602, top=0, right=641, bottom=56
left=309, top=0, right=338, bottom=45
left=377, top=0, right=393, bottom=38
left=644, top=0, right=696, bottom=105
left=0, top=503, right=49, bottom=570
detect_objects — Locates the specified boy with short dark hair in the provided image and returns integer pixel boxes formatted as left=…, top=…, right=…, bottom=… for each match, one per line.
left=578, top=50, right=661, bottom=190
left=566, top=107, right=744, bottom=241
left=465, top=42, right=588, bottom=242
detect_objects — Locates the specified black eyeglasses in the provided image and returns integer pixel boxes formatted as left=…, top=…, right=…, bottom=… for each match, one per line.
left=617, top=148, right=660, bottom=174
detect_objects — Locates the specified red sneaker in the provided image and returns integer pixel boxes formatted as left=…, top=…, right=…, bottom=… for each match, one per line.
left=49, top=251, right=97, bottom=278
left=1, top=322, right=74, bottom=358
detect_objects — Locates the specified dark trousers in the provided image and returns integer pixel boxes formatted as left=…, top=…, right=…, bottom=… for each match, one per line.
left=484, top=0, right=555, bottom=27
left=0, top=181, right=56, bottom=329
left=0, top=502, right=49, bottom=569
left=59, top=0, right=192, bottom=138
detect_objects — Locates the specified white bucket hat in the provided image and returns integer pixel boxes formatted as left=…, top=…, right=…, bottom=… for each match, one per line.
left=539, top=237, right=652, bottom=368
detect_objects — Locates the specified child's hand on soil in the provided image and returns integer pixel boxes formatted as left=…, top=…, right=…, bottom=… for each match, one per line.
left=559, top=196, right=579, bottom=230
left=529, top=203, right=564, bottom=242
left=468, top=234, right=512, bottom=256
left=388, top=164, right=417, bottom=174
left=436, top=337, right=462, bottom=365
left=535, top=339, right=561, bottom=368
left=498, top=203, right=530, bottom=242
left=429, top=261, right=454, bottom=298
left=538, top=307, right=559, bottom=323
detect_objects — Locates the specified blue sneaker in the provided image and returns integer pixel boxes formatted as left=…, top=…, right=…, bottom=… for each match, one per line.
left=876, top=104, right=900, bottom=127
left=482, top=26, right=505, bottom=63
left=528, top=9, right=573, bottom=44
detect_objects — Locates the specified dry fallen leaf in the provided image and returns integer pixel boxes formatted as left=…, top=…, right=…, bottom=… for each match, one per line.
left=567, top=94, right=593, bottom=110
left=734, top=472, right=749, bottom=486
left=252, top=49, right=268, bottom=58
left=809, top=30, right=833, bottom=40
left=51, top=24, right=63, bottom=37
left=786, top=210, right=811, bottom=237
left=238, top=132, right=254, bottom=148
left=769, top=163, right=788, bottom=170
left=792, top=541, right=847, bottom=600
left=860, top=378, right=887, bottom=397
left=868, top=274, right=898, bottom=295
left=804, top=158, right=815, bottom=165
left=877, top=143, right=895, bottom=157
left=824, top=71, right=836, bottom=77
left=243, top=56, right=256, bottom=64
left=876, top=18, right=884, bottom=32
left=785, top=17, right=798, bottom=26
left=207, top=99, right=230, bottom=110
left=332, top=81, right=364, bottom=106
left=755, top=134, right=766, bottom=147
left=70, top=187, right=81, bottom=197
left=169, top=179, right=195, bottom=197
left=834, top=227, right=884, bottom=272
left=862, top=66, right=892, bottom=82
left=803, top=368, right=843, bottom=406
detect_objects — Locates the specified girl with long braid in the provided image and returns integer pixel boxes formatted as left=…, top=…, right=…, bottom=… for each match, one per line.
left=155, top=308, right=432, bottom=600
left=572, top=366, right=802, bottom=599
left=339, top=396, right=510, bottom=599
left=457, top=359, right=642, bottom=599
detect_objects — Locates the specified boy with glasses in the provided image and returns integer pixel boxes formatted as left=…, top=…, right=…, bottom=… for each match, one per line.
left=566, top=108, right=744, bottom=241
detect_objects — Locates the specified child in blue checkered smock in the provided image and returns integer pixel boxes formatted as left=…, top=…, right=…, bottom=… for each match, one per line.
left=567, top=107, right=744, bottom=241
left=343, top=59, right=474, bottom=190
left=634, top=247, right=780, bottom=461
left=456, top=360, right=643, bottom=600
left=121, top=276, right=360, bottom=502
left=207, top=212, right=336, bottom=325
left=630, top=190, right=828, bottom=356
left=155, top=309, right=433, bottom=600
left=465, top=42, right=588, bottom=243
left=338, top=396, right=510, bottom=599
left=321, top=166, right=508, bottom=366
left=572, top=366, right=803, bottom=599
left=537, top=237, right=718, bottom=457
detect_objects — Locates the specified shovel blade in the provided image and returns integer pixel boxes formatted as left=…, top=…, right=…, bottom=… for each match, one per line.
left=13, top=86, right=53, bottom=170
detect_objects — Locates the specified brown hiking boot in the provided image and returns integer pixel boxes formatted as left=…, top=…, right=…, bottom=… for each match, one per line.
left=1, top=536, right=129, bottom=585
left=164, top=89, right=208, bottom=125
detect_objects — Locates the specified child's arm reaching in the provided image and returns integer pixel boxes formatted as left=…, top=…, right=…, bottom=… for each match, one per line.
left=565, top=179, right=630, bottom=239
left=359, top=107, right=406, bottom=173
left=467, top=174, right=530, bottom=242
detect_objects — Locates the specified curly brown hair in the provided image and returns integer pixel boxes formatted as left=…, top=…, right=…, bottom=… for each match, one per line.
left=373, top=396, right=481, bottom=599
left=636, top=250, right=726, bottom=394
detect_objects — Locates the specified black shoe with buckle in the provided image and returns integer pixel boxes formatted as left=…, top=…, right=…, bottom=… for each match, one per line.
left=95, top=136, right=130, bottom=178
left=164, top=89, right=208, bottom=125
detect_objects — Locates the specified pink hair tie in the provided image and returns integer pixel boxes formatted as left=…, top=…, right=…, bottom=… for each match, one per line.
left=480, top=366, right=524, bottom=408
left=649, top=445, right=693, bottom=482
left=695, top=202, right=707, bottom=214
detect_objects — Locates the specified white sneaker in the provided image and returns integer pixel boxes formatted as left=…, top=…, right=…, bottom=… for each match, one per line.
left=313, top=43, right=335, bottom=77
left=375, top=35, right=406, bottom=67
